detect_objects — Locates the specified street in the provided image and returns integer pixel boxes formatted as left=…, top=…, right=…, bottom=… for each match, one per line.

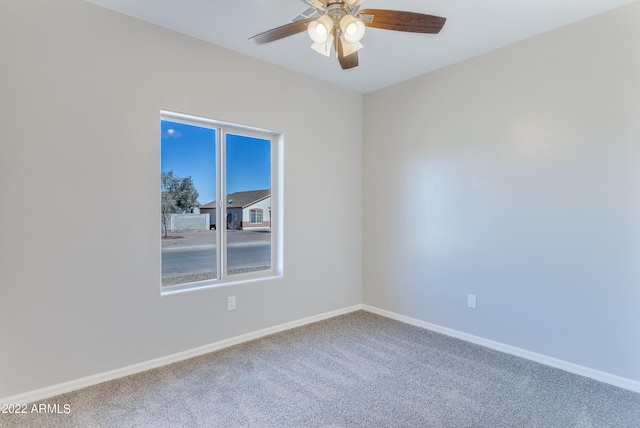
left=162, top=243, right=271, bottom=277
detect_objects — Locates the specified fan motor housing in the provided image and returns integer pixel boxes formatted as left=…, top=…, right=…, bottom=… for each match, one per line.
left=322, top=2, right=359, bottom=32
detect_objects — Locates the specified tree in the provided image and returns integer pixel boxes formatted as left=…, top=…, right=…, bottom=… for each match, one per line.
left=161, top=171, right=199, bottom=237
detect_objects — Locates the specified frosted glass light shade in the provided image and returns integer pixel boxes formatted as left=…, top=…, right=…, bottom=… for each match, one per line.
left=340, top=37, right=362, bottom=57
left=308, top=15, right=334, bottom=44
left=340, top=15, right=365, bottom=44
left=311, top=33, right=334, bottom=57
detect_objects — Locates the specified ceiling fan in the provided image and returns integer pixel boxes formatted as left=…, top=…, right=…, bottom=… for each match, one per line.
left=249, top=0, right=446, bottom=70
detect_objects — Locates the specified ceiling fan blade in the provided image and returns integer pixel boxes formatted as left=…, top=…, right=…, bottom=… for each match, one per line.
left=358, top=9, right=446, bottom=34
left=305, top=0, right=326, bottom=10
left=250, top=18, right=316, bottom=44
left=336, top=35, right=359, bottom=70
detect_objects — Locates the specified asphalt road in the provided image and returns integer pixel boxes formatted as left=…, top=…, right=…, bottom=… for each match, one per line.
left=162, top=243, right=271, bottom=276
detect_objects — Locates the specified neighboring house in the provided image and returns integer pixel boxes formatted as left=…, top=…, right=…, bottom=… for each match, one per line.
left=200, top=189, right=270, bottom=230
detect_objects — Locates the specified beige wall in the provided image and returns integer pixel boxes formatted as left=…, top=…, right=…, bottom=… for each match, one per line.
left=0, top=0, right=362, bottom=398
left=363, top=2, right=640, bottom=382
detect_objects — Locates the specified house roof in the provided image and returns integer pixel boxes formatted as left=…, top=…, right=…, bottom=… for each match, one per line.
left=200, top=189, right=270, bottom=210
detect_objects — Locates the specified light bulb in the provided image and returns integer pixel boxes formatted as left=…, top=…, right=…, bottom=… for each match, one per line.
left=316, top=25, right=327, bottom=37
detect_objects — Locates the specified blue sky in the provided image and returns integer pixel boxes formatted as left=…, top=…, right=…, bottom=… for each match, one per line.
left=161, top=120, right=271, bottom=205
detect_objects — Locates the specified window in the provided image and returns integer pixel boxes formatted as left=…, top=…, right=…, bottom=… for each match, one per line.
left=250, top=209, right=263, bottom=224
left=160, top=111, right=281, bottom=293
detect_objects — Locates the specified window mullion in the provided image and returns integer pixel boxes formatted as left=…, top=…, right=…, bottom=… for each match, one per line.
left=219, top=128, right=228, bottom=281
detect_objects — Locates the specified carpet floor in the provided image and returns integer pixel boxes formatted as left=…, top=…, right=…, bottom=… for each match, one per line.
left=2, top=311, right=639, bottom=427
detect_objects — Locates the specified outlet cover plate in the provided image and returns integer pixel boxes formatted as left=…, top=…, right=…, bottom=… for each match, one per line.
left=468, top=294, right=477, bottom=309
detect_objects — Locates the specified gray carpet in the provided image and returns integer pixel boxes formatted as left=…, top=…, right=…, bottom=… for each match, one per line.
left=2, top=311, right=639, bottom=427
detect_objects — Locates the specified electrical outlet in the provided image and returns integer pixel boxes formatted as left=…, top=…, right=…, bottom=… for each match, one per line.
left=227, top=296, right=236, bottom=311
left=467, top=294, right=477, bottom=309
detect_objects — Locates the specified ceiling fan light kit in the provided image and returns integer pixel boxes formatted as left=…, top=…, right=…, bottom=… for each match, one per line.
left=250, top=0, right=446, bottom=70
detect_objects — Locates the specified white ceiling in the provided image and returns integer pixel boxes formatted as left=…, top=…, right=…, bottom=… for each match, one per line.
left=87, top=0, right=635, bottom=93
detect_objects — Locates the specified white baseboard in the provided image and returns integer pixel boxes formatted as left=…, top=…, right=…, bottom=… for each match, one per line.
left=5, top=303, right=638, bottom=404
left=1, top=304, right=364, bottom=405
left=362, top=304, right=640, bottom=394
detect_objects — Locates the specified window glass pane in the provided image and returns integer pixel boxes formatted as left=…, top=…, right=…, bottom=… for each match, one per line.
left=161, top=120, right=216, bottom=286
left=225, top=133, right=271, bottom=276
left=250, top=210, right=263, bottom=224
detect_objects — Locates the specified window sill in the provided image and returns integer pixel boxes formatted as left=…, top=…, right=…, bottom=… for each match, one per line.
left=160, top=270, right=281, bottom=296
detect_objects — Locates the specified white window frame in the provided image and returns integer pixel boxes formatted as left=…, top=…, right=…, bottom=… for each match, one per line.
left=250, top=209, right=263, bottom=224
left=161, top=110, right=283, bottom=295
